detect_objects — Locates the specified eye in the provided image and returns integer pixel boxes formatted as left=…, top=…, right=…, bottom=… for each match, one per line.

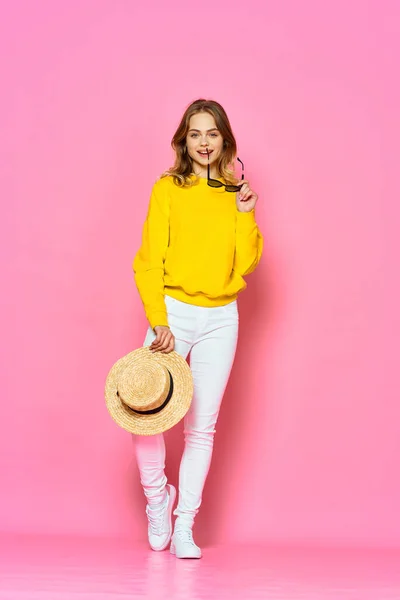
left=209, top=133, right=219, bottom=137
left=190, top=133, right=199, bottom=138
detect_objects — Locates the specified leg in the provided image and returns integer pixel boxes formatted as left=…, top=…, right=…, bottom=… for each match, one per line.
left=132, top=431, right=168, bottom=506
left=132, top=313, right=193, bottom=552
left=131, top=326, right=168, bottom=506
left=132, top=322, right=192, bottom=506
left=174, top=305, right=239, bottom=530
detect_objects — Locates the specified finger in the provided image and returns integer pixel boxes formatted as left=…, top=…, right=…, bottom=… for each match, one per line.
left=151, top=332, right=169, bottom=351
left=240, top=190, right=255, bottom=202
left=238, top=194, right=251, bottom=202
left=150, top=334, right=163, bottom=348
left=151, top=333, right=165, bottom=345
left=153, top=332, right=172, bottom=352
left=161, top=338, right=175, bottom=354
left=159, top=333, right=173, bottom=351
left=238, top=185, right=250, bottom=200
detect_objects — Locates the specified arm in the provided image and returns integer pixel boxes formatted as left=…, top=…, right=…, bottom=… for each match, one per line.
left=133, top=181, right=170, bottom=330
left=233, top=209, right=263, bottom=276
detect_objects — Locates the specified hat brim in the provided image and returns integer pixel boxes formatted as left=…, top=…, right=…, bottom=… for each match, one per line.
left=105, top=347, right=193, bottom=435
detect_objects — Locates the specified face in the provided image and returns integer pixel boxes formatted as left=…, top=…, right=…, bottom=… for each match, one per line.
left=186, top=112, right=224, bottom=176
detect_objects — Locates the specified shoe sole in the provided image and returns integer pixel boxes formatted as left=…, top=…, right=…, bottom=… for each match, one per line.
left=150, top=484, right=176, bottom=552
left=170, top=541, right=202, bottom=559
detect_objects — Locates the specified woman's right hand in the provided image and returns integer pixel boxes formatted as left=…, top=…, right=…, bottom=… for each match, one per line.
left=150, top=326, right=175, bottom=354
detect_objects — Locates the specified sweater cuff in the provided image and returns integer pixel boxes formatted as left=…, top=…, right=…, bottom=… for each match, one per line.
left=236, top=209, right=256, bottom=233
left=148, top=310, right=169, bottom=331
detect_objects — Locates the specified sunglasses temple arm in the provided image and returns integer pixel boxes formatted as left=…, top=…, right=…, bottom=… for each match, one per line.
left=237, top=157, right=245, bottom=180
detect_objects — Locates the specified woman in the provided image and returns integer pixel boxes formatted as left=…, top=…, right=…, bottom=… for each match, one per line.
left=132, top=99, right=263, bottom=559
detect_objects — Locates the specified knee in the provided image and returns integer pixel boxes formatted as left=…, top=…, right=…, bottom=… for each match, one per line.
left=184, top=427, right=215, bottom=451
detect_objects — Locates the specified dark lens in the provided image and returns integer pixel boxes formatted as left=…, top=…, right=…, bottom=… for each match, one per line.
left=225, top=185, right=241, bottom=192
left=208, top=179, right=223, bottom=188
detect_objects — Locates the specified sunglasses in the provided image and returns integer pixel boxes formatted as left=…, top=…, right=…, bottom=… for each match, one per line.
left=206, top=149, right=244, bottom=192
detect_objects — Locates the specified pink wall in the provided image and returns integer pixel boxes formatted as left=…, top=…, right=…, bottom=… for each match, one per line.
left=2, top=0, right=400, bottom=546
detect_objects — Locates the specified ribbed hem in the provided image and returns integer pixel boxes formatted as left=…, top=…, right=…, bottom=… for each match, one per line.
left=236, top=209, right=256, bottom=232
left=148, top=311, right=169, bottom=330
left=165, top=288, right=238, bottom=308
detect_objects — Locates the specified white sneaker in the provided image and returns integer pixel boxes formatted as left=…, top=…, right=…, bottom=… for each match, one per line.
left=146, top=484, right=176, bottom=551
left=170, top=527, right=202, bottom=559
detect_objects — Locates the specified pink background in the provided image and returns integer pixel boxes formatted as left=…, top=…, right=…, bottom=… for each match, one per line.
left=2, top=0, right=399, bottom=548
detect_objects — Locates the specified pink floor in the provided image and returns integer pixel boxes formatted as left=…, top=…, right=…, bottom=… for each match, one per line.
left=1, top=534, right=399, bottom=599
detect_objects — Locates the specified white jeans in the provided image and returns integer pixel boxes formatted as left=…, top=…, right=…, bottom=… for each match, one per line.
left=132, top=295, right=239, bottom=529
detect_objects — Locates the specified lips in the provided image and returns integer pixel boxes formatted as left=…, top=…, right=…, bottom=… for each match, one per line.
left=198, top=150, right=213, bottom=157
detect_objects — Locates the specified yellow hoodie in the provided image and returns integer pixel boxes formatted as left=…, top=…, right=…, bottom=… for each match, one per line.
left=133, top=175, right=263, bottom=329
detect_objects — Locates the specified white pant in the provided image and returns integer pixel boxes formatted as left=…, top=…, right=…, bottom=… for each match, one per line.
left=132, top=295, right=239, bottom=529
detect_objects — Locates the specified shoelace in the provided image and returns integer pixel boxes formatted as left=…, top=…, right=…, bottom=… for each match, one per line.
left=147, top=511, right=164, bottom=535
left=146, top=499, right=168, bottom=535
left=174, top=528, right=197, bottom=546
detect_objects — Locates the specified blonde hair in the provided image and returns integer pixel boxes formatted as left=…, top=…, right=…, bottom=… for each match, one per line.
left=161, top=99, right=239, bottom=187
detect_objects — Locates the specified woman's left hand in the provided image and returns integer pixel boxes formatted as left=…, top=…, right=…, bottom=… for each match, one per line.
left=236, top=180, right=258, bottom=213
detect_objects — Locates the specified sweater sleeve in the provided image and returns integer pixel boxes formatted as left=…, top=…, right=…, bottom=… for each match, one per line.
left=233, top=209, right=263, bottom=276
left=133, top=181, right=170, bottom=330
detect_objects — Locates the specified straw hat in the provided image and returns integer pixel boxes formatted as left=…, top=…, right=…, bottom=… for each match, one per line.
left=105, top=347, right=193, bottom=435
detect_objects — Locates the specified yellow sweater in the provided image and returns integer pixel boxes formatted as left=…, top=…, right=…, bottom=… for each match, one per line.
left=133, top=174, right=263, bottom=329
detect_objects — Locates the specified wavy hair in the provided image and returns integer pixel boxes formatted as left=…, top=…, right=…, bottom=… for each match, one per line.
left=161, top=99, right=239, bottom=187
